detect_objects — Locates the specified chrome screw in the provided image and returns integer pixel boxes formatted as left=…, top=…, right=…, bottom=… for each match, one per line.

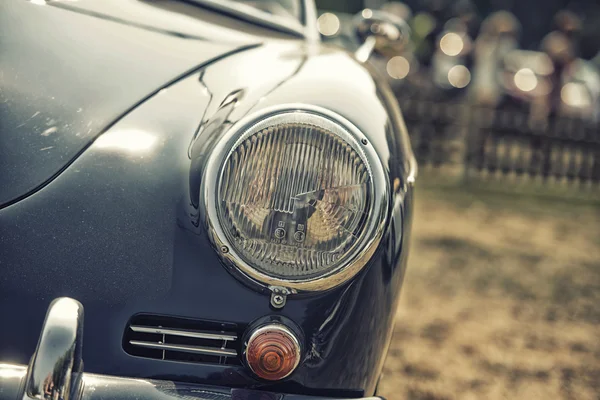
left=220, top=246, right=229, bottom=254
left=272, top=295, right=284, bottom=306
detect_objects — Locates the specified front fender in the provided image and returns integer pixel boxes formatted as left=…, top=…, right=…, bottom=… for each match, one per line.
left=0, top=43, right=415, bottom=397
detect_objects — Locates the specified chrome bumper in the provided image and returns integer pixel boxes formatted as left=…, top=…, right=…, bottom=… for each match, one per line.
left=0, top=298, right=381, bottom=400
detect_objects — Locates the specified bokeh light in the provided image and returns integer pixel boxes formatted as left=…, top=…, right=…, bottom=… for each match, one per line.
left=317, top=13, right=340, bottom=37
left=440, top=33, right=464, bottom=56
left=561, top=82, right=591, bottom=107
left=448, top=65, right=471, bottom=88
left=514, top=68, right=538, bottom=92
left=387, top=56, right=410, bottom=80
left=413, top=12, right=436, bottom=37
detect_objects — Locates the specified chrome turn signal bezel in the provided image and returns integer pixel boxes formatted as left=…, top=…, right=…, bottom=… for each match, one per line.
left=200, top=104, right=389, bottom=292
left=244, top=324, right=301, bottom=380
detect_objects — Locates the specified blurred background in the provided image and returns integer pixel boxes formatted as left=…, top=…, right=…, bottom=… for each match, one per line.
left=315, top=1, right=600, bottom=399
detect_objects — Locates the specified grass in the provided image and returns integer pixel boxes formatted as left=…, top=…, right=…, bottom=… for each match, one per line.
left=378, top=185, right=600, bottom=400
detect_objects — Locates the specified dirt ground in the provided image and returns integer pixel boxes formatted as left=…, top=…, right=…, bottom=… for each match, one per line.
left=378, top=186, right=600, bottom=400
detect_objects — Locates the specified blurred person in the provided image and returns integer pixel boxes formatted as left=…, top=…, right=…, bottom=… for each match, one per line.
left=555, top=10, right=581, bottom=46
left=413, top=0, right=451, bottom=67
left=412, top=0, right=477, bottom=68
left=470, top=11, right=520, bottom=107
left=451, top=0, right=480, bottom=39
left=537, top=9, right=600, bottom=122
left=540, top=10, right=580, bottom=117
left=431, top=19, right=473, bottom=91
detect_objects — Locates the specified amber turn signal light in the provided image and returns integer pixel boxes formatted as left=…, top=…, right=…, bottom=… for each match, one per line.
left=245, top=324, right=301, bottom=381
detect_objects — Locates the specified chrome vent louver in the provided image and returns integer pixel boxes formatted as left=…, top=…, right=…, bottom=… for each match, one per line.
left=123, top=315, right=241, bottom=365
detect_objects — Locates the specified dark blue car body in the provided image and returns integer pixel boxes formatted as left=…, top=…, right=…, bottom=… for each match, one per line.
left=0, top=1, right=416, bottom=399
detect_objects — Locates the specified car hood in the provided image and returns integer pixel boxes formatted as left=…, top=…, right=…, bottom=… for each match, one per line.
left=0, top=1, right=255, bottom=208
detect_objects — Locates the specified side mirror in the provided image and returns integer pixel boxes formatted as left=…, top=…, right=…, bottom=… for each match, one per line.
left=353, top=9, right=410, bottom=62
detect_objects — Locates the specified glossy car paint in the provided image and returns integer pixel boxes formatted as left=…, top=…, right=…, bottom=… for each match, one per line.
left=0, top=1, right=415, bottom=398
left=0, top=0, right=253, bottom=208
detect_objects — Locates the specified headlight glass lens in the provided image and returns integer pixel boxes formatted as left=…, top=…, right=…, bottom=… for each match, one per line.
left=216, top=112, right=374, bottom=280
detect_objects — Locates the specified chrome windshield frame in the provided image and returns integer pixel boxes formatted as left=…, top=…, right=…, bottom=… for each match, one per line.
left=184, top=0, right=319, bottom=41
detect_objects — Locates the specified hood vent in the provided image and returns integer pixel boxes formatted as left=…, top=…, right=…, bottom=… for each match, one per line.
left=123, top=315, right=241, bottom=365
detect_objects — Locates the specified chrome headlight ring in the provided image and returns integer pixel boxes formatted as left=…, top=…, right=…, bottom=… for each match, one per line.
left=201, top=104, right=389, bottom=292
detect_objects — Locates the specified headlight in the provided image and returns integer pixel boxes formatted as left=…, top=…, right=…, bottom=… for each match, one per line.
left=203, top=105, right=388, bottom=291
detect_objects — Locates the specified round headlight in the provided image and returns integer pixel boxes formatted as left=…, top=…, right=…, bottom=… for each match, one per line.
left=203, top=105, right=388, bottom=291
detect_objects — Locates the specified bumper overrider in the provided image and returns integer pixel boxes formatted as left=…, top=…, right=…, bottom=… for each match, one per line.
left=0, top=298, right=382, bottom=400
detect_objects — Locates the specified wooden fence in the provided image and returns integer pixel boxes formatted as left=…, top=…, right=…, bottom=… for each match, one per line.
left=397, top=97, right=600, bottom=196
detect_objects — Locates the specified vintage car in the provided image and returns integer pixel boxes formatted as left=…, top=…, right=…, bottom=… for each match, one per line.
left=0, top=1, right=416, bottom=400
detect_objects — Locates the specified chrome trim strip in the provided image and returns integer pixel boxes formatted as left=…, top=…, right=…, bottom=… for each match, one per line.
left=129, top=340, right=237, bottom=357
left=24, top=298, right=84, bottom=400
left=302, top=0, right=320, bottom=43
left=0, top=363, right=387, bottom=400
left=185, top=0, right=307, bottom=38
left=201, top=104, right=390, bottom=292
left=130, top=325, right=237, bottom=341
